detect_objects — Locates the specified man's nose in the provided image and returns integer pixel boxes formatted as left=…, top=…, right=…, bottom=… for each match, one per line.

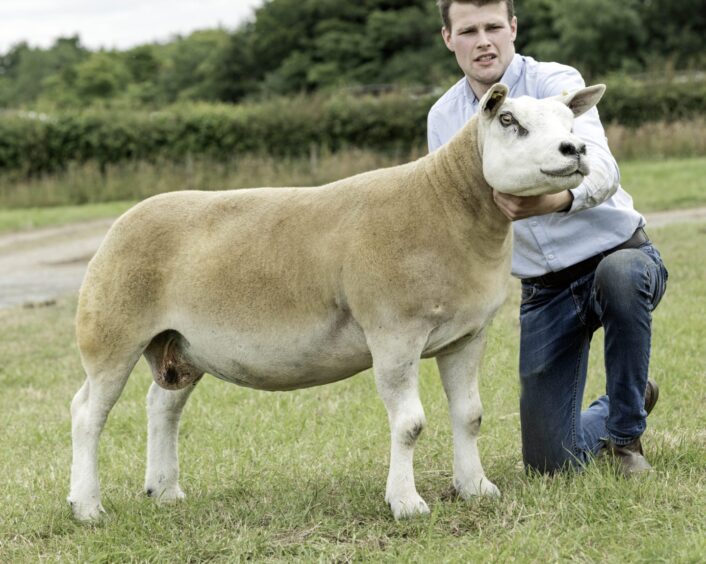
left=476, top=29, right=490, bottom=46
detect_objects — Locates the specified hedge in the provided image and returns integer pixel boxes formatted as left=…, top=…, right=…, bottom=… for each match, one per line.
left=0, top=78, right=703, bottom=175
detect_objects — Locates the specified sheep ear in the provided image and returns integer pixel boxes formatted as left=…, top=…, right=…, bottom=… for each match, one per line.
left=558, top=84, right=606, bottom=118
left=480, top=83, right=509, bottom=118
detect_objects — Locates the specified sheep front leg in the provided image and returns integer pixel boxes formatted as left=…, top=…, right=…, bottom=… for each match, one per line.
left=369, top=331, right=430, bottom=519
left=144, top=379, right=200, bottom=502
left=436, top=333, right=500, bottom=499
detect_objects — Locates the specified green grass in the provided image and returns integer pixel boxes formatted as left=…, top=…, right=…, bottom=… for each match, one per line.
left=0, top=201, right=135, bottom=234
left=620, top=157, right=706, bottom=213
left=0, top=154, right=704, bottom=235
left=1, top=221, right=704, bottom=561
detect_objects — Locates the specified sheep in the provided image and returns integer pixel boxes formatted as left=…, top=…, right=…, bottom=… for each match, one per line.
left=68, top=82, right=606, bottom=521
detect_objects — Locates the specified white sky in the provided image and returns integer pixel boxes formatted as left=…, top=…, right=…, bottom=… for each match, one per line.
left=0, top=0, right=264, bottom=54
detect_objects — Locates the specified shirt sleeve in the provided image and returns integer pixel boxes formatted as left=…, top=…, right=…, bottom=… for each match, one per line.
left=539, top=67, right=621, bottom=213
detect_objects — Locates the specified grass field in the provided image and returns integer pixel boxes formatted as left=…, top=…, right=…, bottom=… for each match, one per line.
left=1, top=219, right=704, bottom=561
left=0, top=155, right=705, bottom=235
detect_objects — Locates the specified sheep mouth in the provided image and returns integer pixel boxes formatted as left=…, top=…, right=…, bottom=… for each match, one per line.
left=541, top=162, right=590, bottom=178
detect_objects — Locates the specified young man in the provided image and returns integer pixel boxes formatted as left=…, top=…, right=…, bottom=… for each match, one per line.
left=428, top=0, right=668, bottom=475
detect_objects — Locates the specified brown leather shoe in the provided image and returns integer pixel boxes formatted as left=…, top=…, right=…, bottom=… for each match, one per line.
left=603, top=379, right=659, bottom=476
left=644, top=378, right=659, bottom=415
left=606, top=437, right=652, bottom=476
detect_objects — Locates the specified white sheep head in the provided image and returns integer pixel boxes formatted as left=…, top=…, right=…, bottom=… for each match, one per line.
left=477, top=83, right=606, bottom=196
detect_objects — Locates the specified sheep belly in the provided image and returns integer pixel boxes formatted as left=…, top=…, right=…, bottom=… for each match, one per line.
left=173, top=310, right=373, bottom=391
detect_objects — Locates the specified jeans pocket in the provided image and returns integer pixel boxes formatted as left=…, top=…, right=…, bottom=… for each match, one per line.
left=520, top=283, right=557, bottom=316
left=521, top=284, right=537, bottom=304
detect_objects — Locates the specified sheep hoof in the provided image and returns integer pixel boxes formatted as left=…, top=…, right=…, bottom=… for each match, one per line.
left=387, top=493, right=430, bottom=520
left=145, top=485, right=186, bottom=503
left=455, top=476, right=501, bottom=499
left=68, top=497, right=106, bottom=522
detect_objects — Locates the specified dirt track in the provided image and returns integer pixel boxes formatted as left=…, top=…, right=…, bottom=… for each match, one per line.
left=1, top=207, right=706, bottom=310
left=0, top=218, right=114, bottom=309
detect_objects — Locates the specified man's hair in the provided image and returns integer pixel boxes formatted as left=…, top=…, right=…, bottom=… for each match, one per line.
left=436, top=0, right=515, bottom=30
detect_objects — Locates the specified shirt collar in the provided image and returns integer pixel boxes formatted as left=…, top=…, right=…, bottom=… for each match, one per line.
left=464, top=53, right=525, bottom=105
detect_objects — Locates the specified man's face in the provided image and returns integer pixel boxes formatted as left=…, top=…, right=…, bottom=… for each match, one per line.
left=442, top=2, right=517, bottom=98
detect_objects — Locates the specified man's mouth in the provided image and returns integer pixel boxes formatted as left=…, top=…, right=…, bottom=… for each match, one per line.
left=475, top=53, right=497, bottom=63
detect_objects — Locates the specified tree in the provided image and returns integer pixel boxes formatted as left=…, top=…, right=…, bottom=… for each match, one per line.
left=0, top=36, right=88, bottom=107
left=124, top=45, right=161, bottom=83
left=214, top=0, right=459, bottom=98
left=1, top=0, right=702, bottom=109
left=212, top=26, right=261, bottom=101
left=75, top=52, right=130, bottom=101
left=638, top=0, right=706, bottom=70
left=158, top=30, right=231, bottom=102
left=520, top=0, right=647, bottom=78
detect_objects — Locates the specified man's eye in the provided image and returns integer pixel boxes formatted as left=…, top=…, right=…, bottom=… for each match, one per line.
left=499, top=113, right=514, bottom=127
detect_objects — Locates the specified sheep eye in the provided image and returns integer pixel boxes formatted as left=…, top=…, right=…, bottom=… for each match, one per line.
left=499, top=113, right=514, bottom=127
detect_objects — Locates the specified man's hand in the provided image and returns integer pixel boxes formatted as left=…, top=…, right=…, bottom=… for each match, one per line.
left=493, top=190, right=574, bottom=221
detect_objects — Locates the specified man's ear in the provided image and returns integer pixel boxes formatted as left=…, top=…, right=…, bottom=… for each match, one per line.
left=441, top=27, right=453, bottom=51
left=557, top=84, right=606, bottom=118
left=510, top=15, right=518, bottom=41
left=479, top=83, right=508, bottom=118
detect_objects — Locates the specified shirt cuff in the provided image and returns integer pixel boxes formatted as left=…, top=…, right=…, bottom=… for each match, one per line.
left=567, top=184, right=589, bottom=213
left=566, top=164, right=618, bottom=213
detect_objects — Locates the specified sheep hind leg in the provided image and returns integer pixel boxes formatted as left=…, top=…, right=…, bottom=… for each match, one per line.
left=143, top=331, right=203, bottom=503
left=68, top=358, right=137, bottom=522
left=143, top=381, right=200, bottom=503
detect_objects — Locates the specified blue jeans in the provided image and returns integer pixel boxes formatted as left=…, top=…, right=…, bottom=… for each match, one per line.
left=519, top=242, right=668, bottom=473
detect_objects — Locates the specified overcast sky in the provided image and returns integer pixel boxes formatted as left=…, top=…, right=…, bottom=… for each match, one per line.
left=0, top=0, right=264, bottom=54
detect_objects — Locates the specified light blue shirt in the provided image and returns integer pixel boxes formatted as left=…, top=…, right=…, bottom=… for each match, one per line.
left=427, top=54, right=644, bottom=278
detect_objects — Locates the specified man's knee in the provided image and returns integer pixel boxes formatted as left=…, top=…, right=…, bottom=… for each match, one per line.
left=520, top=402, right=581, bottom=473
left=523, top=442, right=588, bottom=474
left=596, top=249, right=649, bottom=292
left=594, top=249, right=653, bottom=315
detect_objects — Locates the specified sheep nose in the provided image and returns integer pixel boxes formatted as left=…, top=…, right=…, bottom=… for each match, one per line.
left=559, top=141, right=586, bottom=157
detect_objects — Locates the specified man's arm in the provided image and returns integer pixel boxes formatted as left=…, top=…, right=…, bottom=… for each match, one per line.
left=496, top=66, right=620, bottom=221
left=493, top=189, right=573, bottom=220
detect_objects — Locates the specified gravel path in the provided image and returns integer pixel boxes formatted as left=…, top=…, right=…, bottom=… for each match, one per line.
left=1, top=207, right=706, bottom=310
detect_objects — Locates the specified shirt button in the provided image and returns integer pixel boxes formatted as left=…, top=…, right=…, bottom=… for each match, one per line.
left=531, top=221, right=538, bottom=227
left=547, top=254, right=555, bottom=260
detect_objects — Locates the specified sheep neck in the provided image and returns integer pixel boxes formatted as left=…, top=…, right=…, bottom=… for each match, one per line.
left=420, top=116, right=511, bottom=251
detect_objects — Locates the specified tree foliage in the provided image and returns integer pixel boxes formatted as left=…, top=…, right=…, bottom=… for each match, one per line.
left=0, top=0, right=702, bottom=110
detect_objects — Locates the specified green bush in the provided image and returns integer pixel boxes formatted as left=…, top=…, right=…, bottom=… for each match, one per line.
left=599, top=75, right=706, bottom=127
left=0, top=78, right=703, bottom=176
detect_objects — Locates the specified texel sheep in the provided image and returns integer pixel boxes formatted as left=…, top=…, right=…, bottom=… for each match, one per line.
left=69, top=83, right=606, bottom=521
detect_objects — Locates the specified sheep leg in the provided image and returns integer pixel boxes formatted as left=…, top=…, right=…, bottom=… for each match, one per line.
left=144, top=380, right=200, bottom=502
left=436, top=332, right=500, bottom=498
left=369, top=329, right=429, bottom=519
left=68, top=360, right=136, bottom=521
